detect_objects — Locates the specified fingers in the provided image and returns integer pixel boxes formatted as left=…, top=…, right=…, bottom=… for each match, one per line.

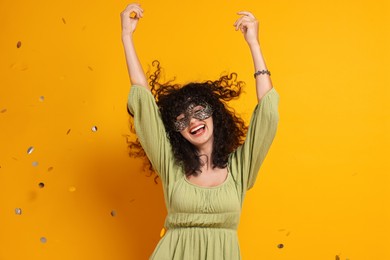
left=237, top=11, right=255, bottom=19
left=234, top=16, right=252, bottom=31
left=121, top=3, right=144, bottom=19
left=233, top=11, right=257, bottom=31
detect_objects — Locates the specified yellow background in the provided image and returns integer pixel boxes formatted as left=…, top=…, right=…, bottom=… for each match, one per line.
left=0, top=0, right=389, bottom=259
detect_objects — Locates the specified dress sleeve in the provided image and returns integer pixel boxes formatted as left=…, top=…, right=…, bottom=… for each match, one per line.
left=127, top=85, right=174, bottom=184
left=230, top=87, right=280, bottom=191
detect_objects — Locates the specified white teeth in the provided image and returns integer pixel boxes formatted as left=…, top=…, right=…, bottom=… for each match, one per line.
left=190, top=125, right=205, bottom=133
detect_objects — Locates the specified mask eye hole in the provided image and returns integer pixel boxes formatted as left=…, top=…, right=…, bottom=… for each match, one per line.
left=176, top=113, right=185, bottom=121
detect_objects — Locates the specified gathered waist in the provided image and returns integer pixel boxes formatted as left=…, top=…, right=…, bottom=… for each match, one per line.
left=164, top=212, right=240, bottom=230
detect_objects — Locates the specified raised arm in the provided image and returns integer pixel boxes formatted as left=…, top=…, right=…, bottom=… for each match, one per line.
left=120, top=3, right=149, bottom=90
left=234, top=11, right=273, bottom=102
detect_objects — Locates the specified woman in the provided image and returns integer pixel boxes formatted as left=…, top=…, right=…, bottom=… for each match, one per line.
left=121, top=3, right=279, bottom=259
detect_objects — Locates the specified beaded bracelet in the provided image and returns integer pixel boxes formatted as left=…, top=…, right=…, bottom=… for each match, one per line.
left=254, top=69, right=271, bottom=78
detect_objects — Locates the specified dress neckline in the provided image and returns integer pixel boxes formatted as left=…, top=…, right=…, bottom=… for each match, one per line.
left=183, top=167, right=231, bottom=189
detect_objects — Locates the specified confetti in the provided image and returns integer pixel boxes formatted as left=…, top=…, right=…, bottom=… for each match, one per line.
left=277, top=244, right=284, bottom=249
left=38, top=182, right=45, bottom=188
left=48, top=167, right=54, bottom=172
left=1, top=108, right=7, bottom=113
left=160, top=228, right=166, bottom=237
left=66, top=129, right=71, bottom=135
left=335, top=256, right=340, bottom=260
left=39, top=96, right=45, bottom=102
left=111, top=210, right=117, bottom=217
left=62, top=17, right=66, bottom=24
left=69, top=186, right=76, bottom=192
left=17, top=41, right=22, bottom=48
left=40, top=237, right=47, bottom=243
left=32, top=161, right=39, bottom=167
left=88, top=66, right=93, bottom=71
left=91, top=126, right=98, bottom=132
left=15, top=208, right=22, bottom=215
left=27, top=146, right=34, bottom=155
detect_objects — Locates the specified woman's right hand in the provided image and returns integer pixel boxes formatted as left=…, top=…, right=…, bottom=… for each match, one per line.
left=120, top=3, right=144, bottom=36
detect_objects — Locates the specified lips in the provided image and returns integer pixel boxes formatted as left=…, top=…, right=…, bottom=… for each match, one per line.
left=190, top=124, right=206, bottom=136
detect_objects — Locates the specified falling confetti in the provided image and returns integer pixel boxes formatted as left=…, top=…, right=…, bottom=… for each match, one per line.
left=160, top=228, right=166, bottom=237
left=1, top=108, right=7, bottom=113
left=32, top=161, right=39, bottom=167
left=10, top=63, right=28, bottom=71
left=111, top=210, right=117, bottom=217
left=277, top=244, right=284, bottom=249
left=48, top=167, right=54, bottom=172
left=40, top=237, right=47, bottom=243
left=62, top=17, right=66, bottom=24
left=39, top=96, right=45, bottom=102
left=69, top=186, right=76, bottom=192
left=335, top=255, right=340, bottom=260
left=15, top=208, right=22, bottom=215
left=91, top=126, right=98, bottom=132
left=27, top=146, right=34, bottom=155
left=17, top=41, right=22, bottom=48
left=66, top=129, right=71, bottom=135
left=88, top=66, right=93, bottom=71
left=38, top=183, right=45, bottom=188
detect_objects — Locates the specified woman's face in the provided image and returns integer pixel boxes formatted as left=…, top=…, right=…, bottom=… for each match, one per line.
left=174, top=103, right=214, bottom=149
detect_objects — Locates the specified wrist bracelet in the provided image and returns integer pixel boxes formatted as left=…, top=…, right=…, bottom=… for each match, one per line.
left=254, top=69, right=271, bottom=78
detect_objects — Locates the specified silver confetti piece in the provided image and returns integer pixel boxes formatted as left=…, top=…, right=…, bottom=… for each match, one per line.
left=32, top=161, right=39, bottom=167
left=15, top=208, right=22, bottom=215
left=27, top=146, right=34, bottom=154
left=40, top=237, right=47, bottom=243
left=91, top=126, right=98, bottom=132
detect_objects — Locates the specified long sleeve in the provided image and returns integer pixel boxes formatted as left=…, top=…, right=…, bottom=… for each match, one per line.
left=127, top=85, right=175, bottom=184
left=229, top=87, right=279, bottom=192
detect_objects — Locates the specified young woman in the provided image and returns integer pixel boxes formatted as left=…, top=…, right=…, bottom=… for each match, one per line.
left=121, top=3, right=279, bottom=259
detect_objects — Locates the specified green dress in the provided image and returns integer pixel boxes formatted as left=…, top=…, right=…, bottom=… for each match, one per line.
left=128, top=85, right=279, bottom=260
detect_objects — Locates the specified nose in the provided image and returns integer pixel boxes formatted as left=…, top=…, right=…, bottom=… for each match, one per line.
left=188, top=116, right=200, bottom=127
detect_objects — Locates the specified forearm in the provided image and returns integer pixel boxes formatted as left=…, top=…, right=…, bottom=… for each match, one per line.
left=121, top=33, right=149, bottom=90
left=248, top=42, right=273, bottom=102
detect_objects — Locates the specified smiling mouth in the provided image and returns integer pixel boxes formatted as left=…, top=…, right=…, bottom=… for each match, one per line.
left=190, top=124, right=205, bottom=135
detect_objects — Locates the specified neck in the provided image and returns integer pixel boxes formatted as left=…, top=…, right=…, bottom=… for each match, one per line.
left=197, top=142, right=213, bottom=170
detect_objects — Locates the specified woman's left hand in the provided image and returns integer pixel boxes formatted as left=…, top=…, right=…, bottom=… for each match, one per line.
left=234, top=11, right=259, bottom=46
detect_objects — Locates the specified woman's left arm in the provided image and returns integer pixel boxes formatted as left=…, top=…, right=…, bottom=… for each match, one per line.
left=234, top=11, right=273, bottom=102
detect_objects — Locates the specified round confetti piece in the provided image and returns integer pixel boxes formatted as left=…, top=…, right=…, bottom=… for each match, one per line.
left=39, top=96, right=45, bottom=102
left=277, top=243, right=284, bottom=249
left=15, top=208, right=22, bottom=215
left=40, top=237, right=47, bottom=243
left=111, top=210, right=117, bottom=217
left=69, top=186, right=76, bottom=192
left=17, top=41, right=22, bottom=48
left=91, top=126, right=98, bottom=132
left=39, top=182, right=45, bottom=188
left=32, top=161, right=39, bottom=167
left=47, top=167, right=54, bottom=172
left=27, top=146, right=34, bottom=155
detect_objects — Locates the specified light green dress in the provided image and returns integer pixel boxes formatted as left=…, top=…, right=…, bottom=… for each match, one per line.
left=128, top=85, right=279, bottom=260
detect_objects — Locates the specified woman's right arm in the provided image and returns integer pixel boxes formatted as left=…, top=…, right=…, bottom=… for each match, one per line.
left=120, top=3, right=149, bottom=90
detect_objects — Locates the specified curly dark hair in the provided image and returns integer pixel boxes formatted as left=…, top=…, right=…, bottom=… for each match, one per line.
left=127, top=60, right=248, bottom=177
